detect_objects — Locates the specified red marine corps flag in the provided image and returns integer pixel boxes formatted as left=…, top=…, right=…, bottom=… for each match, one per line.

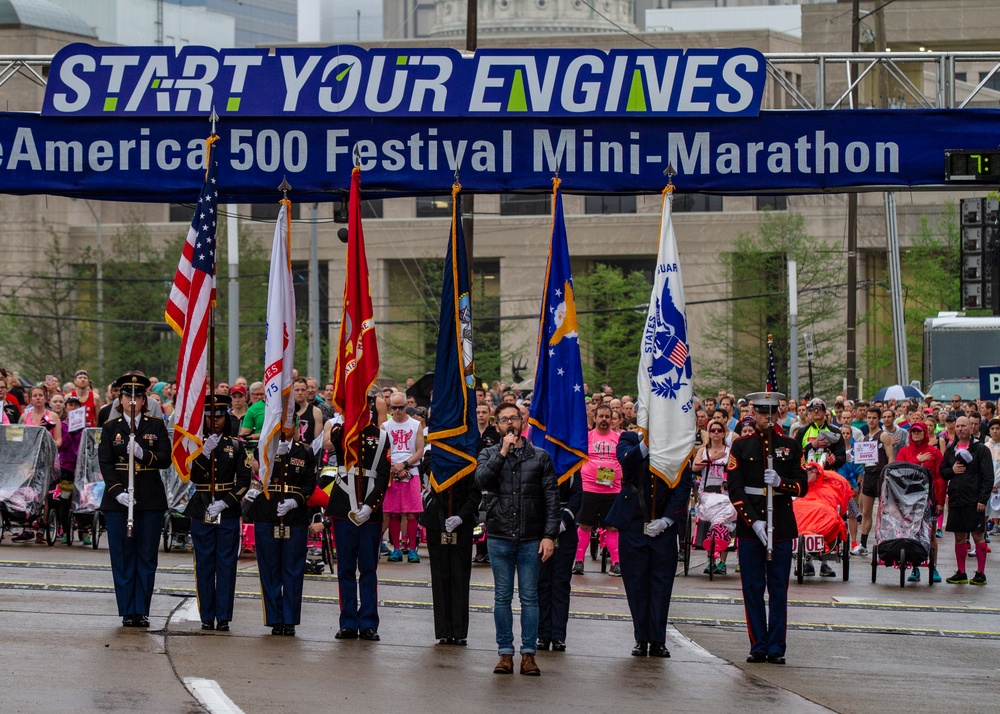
left=333, top=167, right=380, bottom=471
left=165, top=134, right=219, bottom=481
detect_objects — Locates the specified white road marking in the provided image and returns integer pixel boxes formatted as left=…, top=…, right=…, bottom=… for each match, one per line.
left=170, top=597, right=201, bottom=623
left=666, top=624, right=722, bottom=661
left=183, top=677, right=244, bottom=714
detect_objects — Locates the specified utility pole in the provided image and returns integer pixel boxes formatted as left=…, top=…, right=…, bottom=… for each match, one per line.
left=463, top=0, right=477, bottom=278
left=788, top=259, right=799, bottom=401
left=845, top=0, right=860, bottom=401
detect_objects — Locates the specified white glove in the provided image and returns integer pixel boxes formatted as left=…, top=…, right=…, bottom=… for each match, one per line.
left=645, top=517, right=668, bottom=538
left=752, top=520, right=768, bottom=546
left=207, top=500, right=227, bottom=517
left=203, top=433, right=221, bottom=455
left=764, top=469, right=781, bottom=488
left=445, top=516, right=462, bottom=533
left=957, top=448, right=973, bottom=464
left=116, top=492, right=134, bottom=507
left=277, top=440, right=291, bottom=456
left=638, top=440, right=649, bottom=457
left=276, top=498, right=298, bottom=517
left=352, top=504, right=373, bottom=524
left=131, top=442, right=144, bottom=460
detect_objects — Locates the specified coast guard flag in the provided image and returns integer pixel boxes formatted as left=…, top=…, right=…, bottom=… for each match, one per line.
left=528, top=179, right=588, bottom=483
left=427, top=184, right=479, bottom=492
left=333, top=167, right=380, bottom=471
left=636, top=187, right=695, bottom=487
left=165, top=134, right=218, bottom=482
left=257, top=200, right=296, bottom=487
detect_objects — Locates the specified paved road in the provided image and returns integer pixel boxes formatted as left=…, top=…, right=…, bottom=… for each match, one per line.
left=0, top=534, right=996, bottom=713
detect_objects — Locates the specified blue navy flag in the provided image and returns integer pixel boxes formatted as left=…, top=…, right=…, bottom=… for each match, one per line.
left=528, top=179, right=588, bottom=484
left=427, top=184, right=479, bottom=492
left=766, top=334, right=778, bottom=392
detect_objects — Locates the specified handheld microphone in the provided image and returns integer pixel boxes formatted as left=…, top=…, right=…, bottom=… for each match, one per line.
left=506, top=427, right=517, bottom=437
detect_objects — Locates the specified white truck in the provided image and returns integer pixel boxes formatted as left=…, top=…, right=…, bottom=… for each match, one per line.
left=922, top=314, right=1000, bottom=401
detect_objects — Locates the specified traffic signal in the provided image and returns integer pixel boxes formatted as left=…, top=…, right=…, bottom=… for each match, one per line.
left=960, top=197, right=998, bottom=311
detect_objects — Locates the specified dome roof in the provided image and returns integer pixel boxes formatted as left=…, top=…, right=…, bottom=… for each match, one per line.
left=0, top=0, right=96, bottom=38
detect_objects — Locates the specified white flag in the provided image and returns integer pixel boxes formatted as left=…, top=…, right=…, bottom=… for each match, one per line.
left=258, top=201, right=297, bottom=487
left=636, top=190, right=695, bottom=488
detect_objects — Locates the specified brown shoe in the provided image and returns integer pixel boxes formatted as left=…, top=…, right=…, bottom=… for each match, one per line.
left=493, top=654, right=514, bottom=674
left=520, top=653, right=541, bottom=676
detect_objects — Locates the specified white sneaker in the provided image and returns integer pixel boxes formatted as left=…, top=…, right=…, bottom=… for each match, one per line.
left=850, top=544, right=868, bottom=556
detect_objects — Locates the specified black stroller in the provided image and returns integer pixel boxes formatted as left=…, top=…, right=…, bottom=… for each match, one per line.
left=161, top=465, right=193, bottom=552
left=870, top=462, right=936, bottom=588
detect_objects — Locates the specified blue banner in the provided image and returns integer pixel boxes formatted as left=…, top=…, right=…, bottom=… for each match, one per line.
left=43, top=44, right=767, bottom=119
left=529, top=181, right=588, bottom=483
left=427, top=185, right=479, bottom=492
left=0, top=109, right=998, bottom=200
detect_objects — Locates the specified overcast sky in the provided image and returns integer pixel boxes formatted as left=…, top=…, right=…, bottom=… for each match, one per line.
left=299, top=0, right=384, bottom=43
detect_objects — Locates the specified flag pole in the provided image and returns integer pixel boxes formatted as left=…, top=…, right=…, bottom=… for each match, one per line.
left=208, top=107, right=219, bottom=516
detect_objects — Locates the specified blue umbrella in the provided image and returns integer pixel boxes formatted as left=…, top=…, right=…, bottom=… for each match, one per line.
left=870, top=384, right=924, bottom=402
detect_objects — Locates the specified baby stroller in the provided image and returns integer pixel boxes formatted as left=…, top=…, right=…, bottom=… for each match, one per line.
left=0, top=424, right=57, bottom=543
left=694, top=492, right=737, bottom=580
left=64, top=427, right=105, bottom=548
left=871, top=462, right=935, bottom=588
left=161, top=465, right=193, bottom=552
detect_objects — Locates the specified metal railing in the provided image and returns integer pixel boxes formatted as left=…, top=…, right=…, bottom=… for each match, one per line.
left=1, top=51, right=999, bottom=111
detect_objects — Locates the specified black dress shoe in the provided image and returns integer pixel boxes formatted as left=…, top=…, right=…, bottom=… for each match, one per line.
left=335, top=628, right=358, bottom=640
left=746, top=653, right=767, bottom=663
left=631, top=641, right=648, bottom=657
left=438, top=638, right=453, bottom=645
left=767, top=655, right=786, bottom=665
left=271, top=625, right=285, bottom=636
left=453, top=638, right=467, bottom=646
left=122, top=615, right=136, bottom=627
left=551, top=639, right=566, bottom=652
left=537, top=637, right=551, bottom=651
left=283, top=626, right=296, bottom=637
left=201, top=621, right=215, bottom=631
left=360, top=628, right=380, bottom=641
left=215, top=620, right=230, bottom=632
left=135, top=615, right=150, bottom=628
left=649, top=643, right=671, bottom=658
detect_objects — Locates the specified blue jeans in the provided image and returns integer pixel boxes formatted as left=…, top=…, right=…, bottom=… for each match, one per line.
left=488, top=537, right=541, bottom=655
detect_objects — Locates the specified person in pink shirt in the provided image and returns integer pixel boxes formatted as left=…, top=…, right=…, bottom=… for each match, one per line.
left=573, top=405, right=622, bottom=576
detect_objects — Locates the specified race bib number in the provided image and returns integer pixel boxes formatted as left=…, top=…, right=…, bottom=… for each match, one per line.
left=853, top=441, right=878, bottom=466
left=68, top=407, right=87, bottom=433
left=595, top=467, right=616, bottom=486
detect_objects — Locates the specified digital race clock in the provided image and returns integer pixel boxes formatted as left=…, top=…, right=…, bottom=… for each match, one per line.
left=945, top=150, right=1000, bottom=182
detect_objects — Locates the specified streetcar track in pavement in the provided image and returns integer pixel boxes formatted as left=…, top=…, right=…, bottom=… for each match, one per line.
left=0, top=558, right=997, bottom=617
left=1, top=579, right=997, bottom=641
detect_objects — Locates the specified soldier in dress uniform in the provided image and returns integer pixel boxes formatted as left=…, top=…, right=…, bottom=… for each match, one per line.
left=187, top=395, right=252, bottom=632
left=536, top=470, right=582, bottom=652
left=727, top=391, right=808, bottom=665
left=98, top=373, right=171, bottom=628
left=249, top=427, right=317, bottom=636
left=606, top=429, right=693, bottom=657
left=422, top=463, right=483, bottom=646
left=326, top=397, right=392, bottom=642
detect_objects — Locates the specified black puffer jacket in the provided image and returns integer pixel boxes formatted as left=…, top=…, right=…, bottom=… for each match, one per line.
left=476, top=441, right=560, bottom=541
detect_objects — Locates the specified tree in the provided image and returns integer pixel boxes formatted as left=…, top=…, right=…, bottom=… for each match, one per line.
left=701, top=211, right=846, bottom=399
left=0, top=228, right=85, bottom=381
left=574, top=262, right=652, bottom=395
left=861, top=203, right=968, bottom=387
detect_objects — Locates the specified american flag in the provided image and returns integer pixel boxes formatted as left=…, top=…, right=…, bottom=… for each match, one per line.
left=766, top=333, right=778, bottom=392
left=165, top=137, right=218, bottom=481
left=668, top=340, right=688, bottom=369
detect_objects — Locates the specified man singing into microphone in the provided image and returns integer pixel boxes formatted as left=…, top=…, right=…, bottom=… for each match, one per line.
left=476, top=402, right=560, bottom=676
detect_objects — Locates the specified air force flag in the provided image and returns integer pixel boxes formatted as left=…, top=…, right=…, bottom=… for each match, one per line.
left=529, top=179, right=588, bottom=483
left=636, top=187, right=695, bottom=487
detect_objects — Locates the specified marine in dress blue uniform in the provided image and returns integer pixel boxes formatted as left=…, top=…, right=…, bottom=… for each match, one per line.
left=249, top=433, right=317, bottom=636
left=186, top=395, right=251, bottom=632
left=325, top=408, right=391, bottom=642
left=606, top=429, right=693, bottom=657
left=727, top=391, right=807, bottom=665
left=536, top=470, right=582, bottom=651
left=98, top=373, right=171, bottom=628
